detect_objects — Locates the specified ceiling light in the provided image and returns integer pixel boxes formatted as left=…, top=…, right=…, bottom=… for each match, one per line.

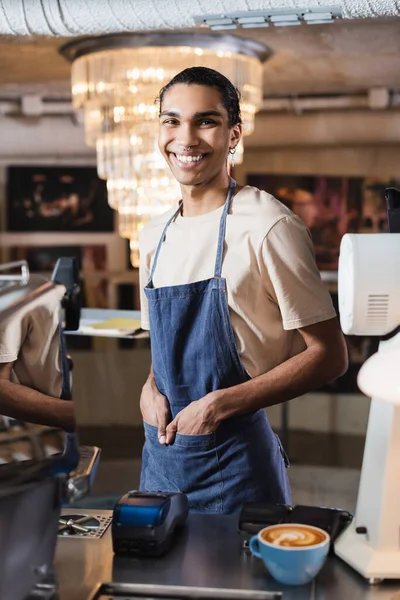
left=194, top=6, right=342, bottom=30
left=274, top=21, right=301, bottom=26
left=270, top=14, right=299, bottom=22
left=241, top=23, right=269, bottom=29
left=60, top=33, right=270, bottom=267
left=210, top=25, right=237, bottom=31
left=205, top=18, right=234, bottom=26
left=237, top=16, right=267, bottom=24
left=303, top=12, right=336, bottom=21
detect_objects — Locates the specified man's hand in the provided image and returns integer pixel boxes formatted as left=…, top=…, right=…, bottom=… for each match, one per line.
left=140, top=376, right=171, bottom=444
left=165, top=393, right=220, bottom=445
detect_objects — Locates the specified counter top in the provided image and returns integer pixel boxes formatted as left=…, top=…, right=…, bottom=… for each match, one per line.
left=55, top=510, right=400, bottom=600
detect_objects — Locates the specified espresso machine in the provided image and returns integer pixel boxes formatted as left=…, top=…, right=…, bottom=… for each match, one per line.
left=0, top=258, right=100, bottom=600
left=334, top=188, right=400, bottom=582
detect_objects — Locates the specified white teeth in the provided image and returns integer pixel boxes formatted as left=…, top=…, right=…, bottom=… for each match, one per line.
left=175, top=154, right=203, bottom=164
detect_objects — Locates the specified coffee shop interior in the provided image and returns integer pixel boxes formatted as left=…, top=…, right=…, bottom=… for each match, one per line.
left=1, top=1, right=400, bottom=599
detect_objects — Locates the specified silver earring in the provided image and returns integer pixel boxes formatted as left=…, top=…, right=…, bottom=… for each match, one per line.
left=229, top=147, right=236, bottom=168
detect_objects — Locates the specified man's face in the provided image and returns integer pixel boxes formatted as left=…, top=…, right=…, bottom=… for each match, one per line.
left=158, top=84, right=241, bottom=187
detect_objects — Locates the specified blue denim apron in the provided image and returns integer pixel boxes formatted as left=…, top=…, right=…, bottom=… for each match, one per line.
left=140, top=179, right=291, bottom=514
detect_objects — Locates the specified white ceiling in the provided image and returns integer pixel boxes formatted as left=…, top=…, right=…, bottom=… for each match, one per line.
left=0, top=0, right=399, bottom=35
left=0, top=12, right=399, bottom=99
left=240, top=17, right=400, bottom=95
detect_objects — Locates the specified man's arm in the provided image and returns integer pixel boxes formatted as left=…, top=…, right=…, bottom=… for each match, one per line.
left=0, top=362, right=76, bottom=431
left=165, top=316, right=348, bottom=440
left=211, top=316, right=348, bottom=422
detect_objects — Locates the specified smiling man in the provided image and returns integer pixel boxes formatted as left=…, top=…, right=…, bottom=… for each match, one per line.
left=138, top=66, right=348, bottom=514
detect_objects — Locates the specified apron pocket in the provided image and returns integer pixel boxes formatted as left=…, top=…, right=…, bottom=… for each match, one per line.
left=142, top=423, right=223, bottom=512
left=174, top=431, right=216, bottom=450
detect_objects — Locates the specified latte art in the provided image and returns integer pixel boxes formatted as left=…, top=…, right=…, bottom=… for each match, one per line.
left=261, top=525, right=327, bottom=548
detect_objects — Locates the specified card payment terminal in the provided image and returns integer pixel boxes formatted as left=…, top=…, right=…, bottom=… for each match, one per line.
left=112, top=491, right=189, bottom=557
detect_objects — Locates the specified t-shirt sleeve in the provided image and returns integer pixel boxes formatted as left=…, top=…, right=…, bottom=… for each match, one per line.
left=0, top=313, right=27, bottom=363
left=261, top=215, right=337, bottom=330
left=139, top=230, right=151, bottom=331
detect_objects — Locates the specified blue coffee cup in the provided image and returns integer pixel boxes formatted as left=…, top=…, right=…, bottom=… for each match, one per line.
left=249, top=523, right=330, bottom=586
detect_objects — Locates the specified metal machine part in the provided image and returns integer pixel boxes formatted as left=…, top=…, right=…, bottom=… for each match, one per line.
left=65, top=445, right=101, bottom=503
left=91, top=583, right=281, bottom=599
left=0, top=260, right=30, bottom=287
left=112, top=491, right=189, bottom=557
left=58, top=512, right=112, bottom=539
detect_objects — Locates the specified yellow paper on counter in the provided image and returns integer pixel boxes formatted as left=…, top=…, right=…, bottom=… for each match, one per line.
left=91, top=318, right=142, bottom=332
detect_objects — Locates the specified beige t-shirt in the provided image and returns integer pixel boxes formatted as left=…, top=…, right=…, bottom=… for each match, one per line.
left=0, top=283, right=66, bottom=397
left=139, top=185, right=336, bottom=378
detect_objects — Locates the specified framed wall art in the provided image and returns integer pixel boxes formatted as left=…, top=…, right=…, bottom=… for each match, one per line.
left=247, top=174, right=397, bottom=271
left=6, top=166, right=114, bottom=232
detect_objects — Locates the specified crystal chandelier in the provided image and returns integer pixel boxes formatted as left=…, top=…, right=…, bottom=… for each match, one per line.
left=60, top=34, right=270, bottom=267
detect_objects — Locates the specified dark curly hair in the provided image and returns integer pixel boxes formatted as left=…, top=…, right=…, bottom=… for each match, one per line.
left=157, top=66, right=242, bottom=128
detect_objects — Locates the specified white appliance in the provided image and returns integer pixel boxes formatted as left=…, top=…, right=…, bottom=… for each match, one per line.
left=334, top=232, right=400, bottom=582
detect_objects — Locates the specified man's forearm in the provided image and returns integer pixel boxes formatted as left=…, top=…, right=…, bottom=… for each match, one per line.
left=0, top=380, right=75, bottom=431
left=209, top=344, right=347, bottom=424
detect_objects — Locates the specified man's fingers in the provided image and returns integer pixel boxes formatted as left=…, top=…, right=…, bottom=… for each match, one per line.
left=158, top=397, right=170, bottom=445
left=158, top=420, right=167, bottom=445
left=165, top=420, right=178, bottom=445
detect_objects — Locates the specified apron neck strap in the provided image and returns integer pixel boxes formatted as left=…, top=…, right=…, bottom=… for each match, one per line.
left=149, top=204, right=181, bottom=281
left=148, top=178, right=236, bottom=283
left=214, top=178, right=236, bottom=279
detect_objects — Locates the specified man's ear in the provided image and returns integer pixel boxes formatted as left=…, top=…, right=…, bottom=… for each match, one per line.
left=230, top=123, right=242, bottom=149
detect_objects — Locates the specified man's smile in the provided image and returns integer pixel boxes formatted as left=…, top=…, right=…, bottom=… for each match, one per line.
left=169, top=152, right=206, bottom=169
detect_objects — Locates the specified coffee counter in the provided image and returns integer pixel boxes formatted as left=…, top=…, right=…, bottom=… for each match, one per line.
left=55, top=510, right=400, bottom=600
